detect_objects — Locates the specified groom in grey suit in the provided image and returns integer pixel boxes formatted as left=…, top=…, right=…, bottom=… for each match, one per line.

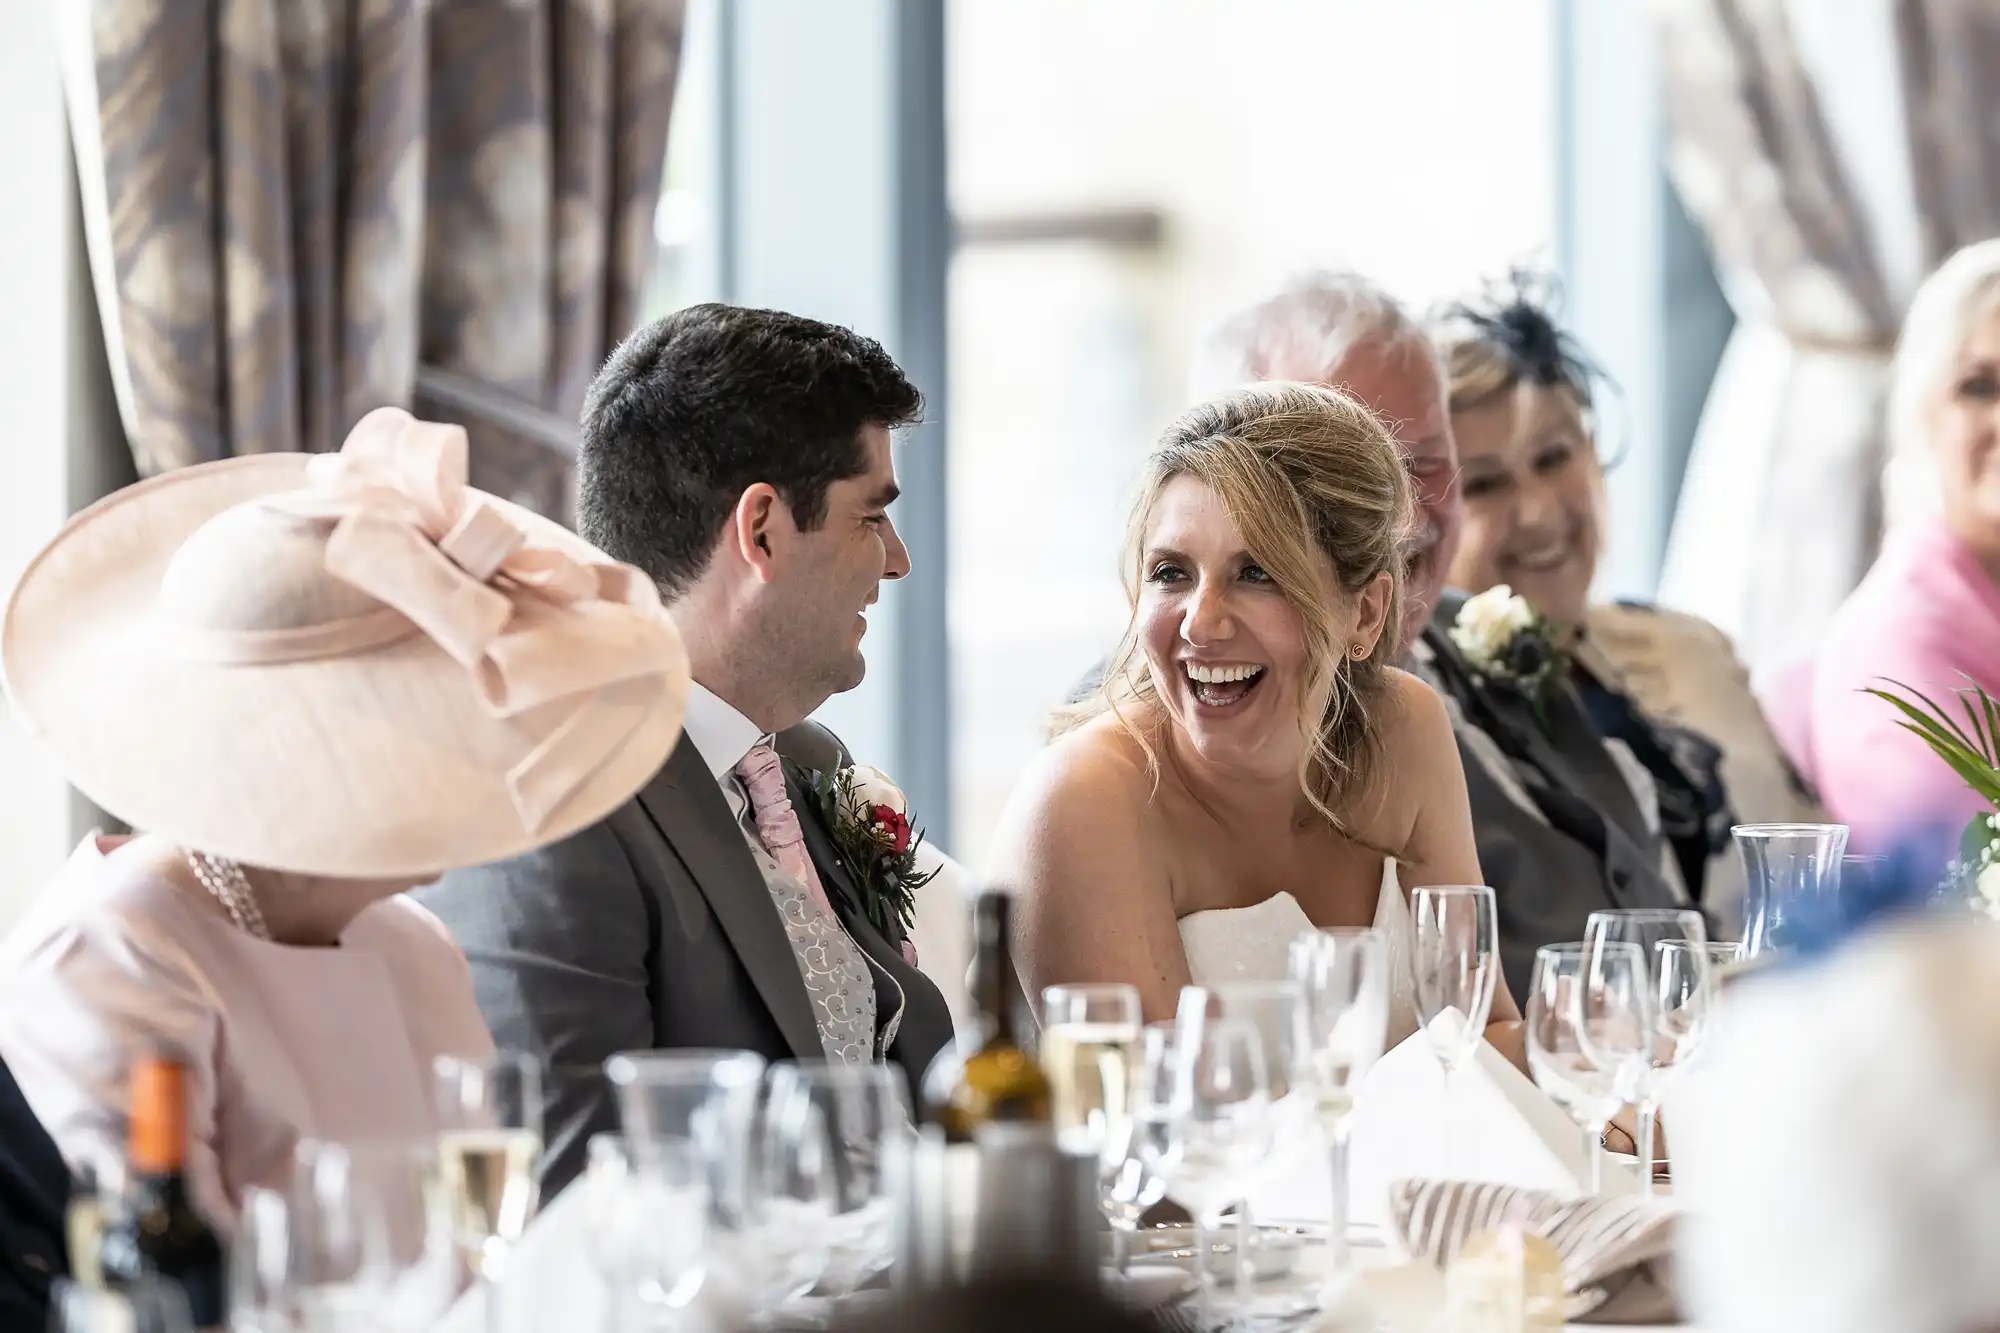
left=418, top=305, right=954, bottom=1197
left=1188, top=273, right=1683, bottom=1001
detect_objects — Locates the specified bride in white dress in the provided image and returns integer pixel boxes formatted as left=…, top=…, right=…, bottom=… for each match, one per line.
left=991, top=382, right=1523, bottom=1063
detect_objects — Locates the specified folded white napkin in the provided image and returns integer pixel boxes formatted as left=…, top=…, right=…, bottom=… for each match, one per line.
left=1249, top=1010, right=1635, bottom=1228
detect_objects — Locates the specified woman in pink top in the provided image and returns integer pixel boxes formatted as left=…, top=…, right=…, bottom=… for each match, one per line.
left=1812, top=240, right=2000, bottom=859
left=0, top=408, right=690, bottom=1226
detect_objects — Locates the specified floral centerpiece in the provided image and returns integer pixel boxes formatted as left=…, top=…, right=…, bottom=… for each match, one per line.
left=1863, top=678, right=2000, bottom=917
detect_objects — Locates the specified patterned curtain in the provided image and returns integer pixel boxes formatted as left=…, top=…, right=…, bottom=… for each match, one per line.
left=1653, top=0, right=2000, bottom=673
left=58, top=0, right=685, bottom=520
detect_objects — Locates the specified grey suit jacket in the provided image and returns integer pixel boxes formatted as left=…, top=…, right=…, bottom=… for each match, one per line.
left=415, top=720, right=955, bottom=1199
left=1419, top=594, right=1684, bottom=1002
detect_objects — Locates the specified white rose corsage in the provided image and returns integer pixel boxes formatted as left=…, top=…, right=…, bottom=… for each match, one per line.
left=809, top=764, right=937, bottom=963
left=1449, top=585, right=1569, bottom=725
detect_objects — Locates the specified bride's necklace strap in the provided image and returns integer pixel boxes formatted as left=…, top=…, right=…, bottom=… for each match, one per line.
left=185, top=850, right=274, bottom=941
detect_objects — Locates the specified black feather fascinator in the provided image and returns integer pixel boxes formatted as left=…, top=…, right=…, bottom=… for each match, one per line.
left=1439, top=268, right=1608, bottom=414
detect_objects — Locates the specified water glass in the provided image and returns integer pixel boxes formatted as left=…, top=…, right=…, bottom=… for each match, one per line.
left=1524, top=944, right=1622, bottom=1194
left=1288, top=927, right=1388, bottom=1300
left=434, top=1052, right=544, bottom=1333
left=1411, top=885, right=1500, bottom=1073
left=1734, top=822, right=1848, bottom=956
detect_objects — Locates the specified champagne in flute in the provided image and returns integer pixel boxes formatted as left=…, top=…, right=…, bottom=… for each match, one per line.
left=438, top=1127, right=543, bottom=1266
left=1039, top=1021, right=1141, bottom=1163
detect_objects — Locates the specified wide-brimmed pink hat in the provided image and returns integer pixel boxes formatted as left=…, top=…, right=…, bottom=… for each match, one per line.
left=2, top=407, right=690, bottom=878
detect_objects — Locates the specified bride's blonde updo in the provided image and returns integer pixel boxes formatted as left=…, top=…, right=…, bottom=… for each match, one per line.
left=1062, top=381, right=1414, bottom=828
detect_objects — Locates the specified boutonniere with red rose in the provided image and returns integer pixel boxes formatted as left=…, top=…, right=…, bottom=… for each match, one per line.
left=810, top=764, right=939, bottom=958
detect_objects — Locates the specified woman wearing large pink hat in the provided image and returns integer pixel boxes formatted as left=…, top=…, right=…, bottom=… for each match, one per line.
left=0, top=408, right=690, bottom=1225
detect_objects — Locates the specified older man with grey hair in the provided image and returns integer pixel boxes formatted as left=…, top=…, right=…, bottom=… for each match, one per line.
left=1189, top=271, right=1684, bottom=1003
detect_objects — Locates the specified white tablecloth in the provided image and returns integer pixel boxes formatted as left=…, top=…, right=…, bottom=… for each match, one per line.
left=429, top=1186, right=1700, bottom=1333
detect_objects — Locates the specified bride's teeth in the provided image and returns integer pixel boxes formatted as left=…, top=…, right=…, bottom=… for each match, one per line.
left=1185, top=663, right=1265, bottom=685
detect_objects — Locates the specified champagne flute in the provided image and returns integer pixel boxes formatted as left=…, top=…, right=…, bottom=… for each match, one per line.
left=1040, top=984, right=1142, bottom=1271
left=1585, top=908, right=1706, bottom=1192
left=1411, top=885, right=1501, bottom=1090
left=1288, top=927, right=1388, bottom=1305
left=1524, top=944, right=1622, bottom=1194
left=434, top=1052, right=544, bottom=1333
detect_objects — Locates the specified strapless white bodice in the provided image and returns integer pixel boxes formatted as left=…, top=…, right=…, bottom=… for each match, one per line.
left=1176, top=859, right=1420, bottom=1047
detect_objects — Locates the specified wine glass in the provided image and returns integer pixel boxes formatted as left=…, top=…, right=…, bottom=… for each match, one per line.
left=1653, top=940, right=1722, bottom=1065
left=605, top=1050, right=766, bottom=1227
left=1411, top=885, right=1501, bottom=1076
left=1524, top=944, right=1623, bottom=1194
left=292, top=1139, right=455, bottom=1332
left=1585, top=908, right=1706, bottom=1193
left=228, top=1185, right=293, bottom=1333
left=583, top=1133, right=709, bottom=1332
left=1111, top=1022, right=1182, bottom=1284
left=761, top=1062, right=910, bottom=1306
left=1164, top=1012, right=1273, bottom=1329
left=1288, top=927, right=1389, bottom=1304
left=1039, top=984, right=1142, bottom=1270
left=434, top=1052, right=544, bottom=1333
left=1570, top=939, right=1654, bottom=1189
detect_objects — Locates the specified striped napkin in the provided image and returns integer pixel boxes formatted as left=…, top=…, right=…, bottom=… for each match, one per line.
left=1389, top=1179, right=1680, bottom=1324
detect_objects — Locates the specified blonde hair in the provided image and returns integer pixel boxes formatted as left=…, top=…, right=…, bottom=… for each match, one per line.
left=1059, top=382, right=1413, bottom=829
left=1884, top=239, right=2000, bottom=530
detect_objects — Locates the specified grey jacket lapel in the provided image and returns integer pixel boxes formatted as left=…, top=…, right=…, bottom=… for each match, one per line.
left=635, top=740, right=821, bottom=1062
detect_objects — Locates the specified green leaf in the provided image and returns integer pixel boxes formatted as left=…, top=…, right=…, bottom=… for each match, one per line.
left=1865, top=687, right=1988, bottom=765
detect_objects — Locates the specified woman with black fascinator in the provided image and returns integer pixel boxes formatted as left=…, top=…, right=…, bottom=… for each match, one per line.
left=1430, top=273, right=1824, bottom=937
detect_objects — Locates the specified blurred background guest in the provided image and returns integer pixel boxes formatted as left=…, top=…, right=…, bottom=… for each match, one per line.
left=1804, top=240, right=2000, bottom=860
left=0, top=409, right=690, bottom=1226
left=1676, top=915, right=2000, bottom=1333
left=1433, top=277, right=1821, bottom=935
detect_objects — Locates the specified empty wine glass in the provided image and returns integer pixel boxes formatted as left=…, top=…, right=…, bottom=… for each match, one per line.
left=1288, top=927, right=1389, bottom=1304
left=434, top=1052, right=544, bottom=1333
left=584, top=1132, right=709, bottom=1332
left=1112, top=1022, right=1182, bottom=1283
left=1653, top=940, right=1721, bottom=1066
left=1206, top=982, right=1307, bottom=1307
left=1411, top=885, right=1500, bottom=1076
left=228, top=1185, right=294, bottom=1333
left=1525, top=944, right=1622, bottom=1194
left=1164, top=1011, right=1273, bottom=1329
left=761, top=1062, right=910, bottom=1306
left=1571, top=939, right=1654, bottom=1190
left=292, top=1139, right=454, bottom=1332
left=1586, top=908, right=1706, bottom=1193
left=1040, top=984, right=1142, bottom=1270
left=605, top=1050, right=766, bottom=1228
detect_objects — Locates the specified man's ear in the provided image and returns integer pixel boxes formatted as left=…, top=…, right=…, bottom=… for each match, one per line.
left=730, top=483, right=785, bottom=583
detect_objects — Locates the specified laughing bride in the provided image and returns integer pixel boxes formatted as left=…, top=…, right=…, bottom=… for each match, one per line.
left=992, top=380, right=1522, bottom=1061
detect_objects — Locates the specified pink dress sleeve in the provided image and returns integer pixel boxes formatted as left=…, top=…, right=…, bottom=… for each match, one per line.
left=1813, top=625, right=1994, bottom=858
left=0, top=875, right=236, bottom=1227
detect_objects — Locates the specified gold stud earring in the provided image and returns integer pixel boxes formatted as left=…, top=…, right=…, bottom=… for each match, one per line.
left=1349, top=643, right=1368, bottom=660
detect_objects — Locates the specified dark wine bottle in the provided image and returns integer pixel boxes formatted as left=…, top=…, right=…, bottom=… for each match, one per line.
left=922, top=891, right=1051, bottom=1137
left=99, top=1056, right=227, bottom=1330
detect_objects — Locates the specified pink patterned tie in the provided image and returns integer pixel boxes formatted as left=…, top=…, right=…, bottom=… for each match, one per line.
left=734, top=744, right=837, bottom=918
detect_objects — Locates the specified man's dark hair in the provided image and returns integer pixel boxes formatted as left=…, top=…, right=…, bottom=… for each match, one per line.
left=577, top=303, right=923, bottom=593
